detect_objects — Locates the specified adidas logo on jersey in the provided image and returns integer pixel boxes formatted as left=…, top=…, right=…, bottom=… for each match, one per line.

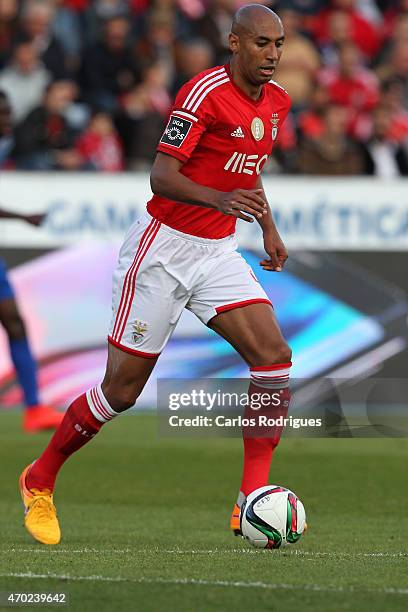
left=231, top=126, right=245, bottom=138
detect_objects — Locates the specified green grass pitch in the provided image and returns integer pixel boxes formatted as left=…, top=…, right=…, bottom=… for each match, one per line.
left=1, top=412, right=407, bottom=612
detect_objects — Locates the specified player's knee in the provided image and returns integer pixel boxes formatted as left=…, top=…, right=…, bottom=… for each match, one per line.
left=248, top=341, right=292, bottom=367
left=274, top=342, right=292, bottom=364
left=101, top=382, right=141, bottom=413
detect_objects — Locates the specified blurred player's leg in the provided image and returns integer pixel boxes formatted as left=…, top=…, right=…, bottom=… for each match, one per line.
left=20, top=343, right=158, bottom=544
left=0, top=294, right=63, bottom=432
left=208, top=303, right=292, bottom=535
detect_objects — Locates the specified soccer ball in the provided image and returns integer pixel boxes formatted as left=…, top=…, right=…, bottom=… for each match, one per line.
left=240, top=485, right=306, bottom=549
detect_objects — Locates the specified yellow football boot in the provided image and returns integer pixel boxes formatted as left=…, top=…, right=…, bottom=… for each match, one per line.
left=230, top=503, right=242, bottom=536
left=19, top=464, right=61, bottom=545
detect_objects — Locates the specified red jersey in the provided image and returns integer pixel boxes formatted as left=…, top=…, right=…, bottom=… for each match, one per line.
left=147, top=64, right=291, bottom=238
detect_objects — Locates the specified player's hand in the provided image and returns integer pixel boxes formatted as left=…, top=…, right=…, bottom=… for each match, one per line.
left=23, top=213, right=47, bottom=227
left=216, top=189, right=267, bottom=222
left=261, top=229, right=288, bottom=272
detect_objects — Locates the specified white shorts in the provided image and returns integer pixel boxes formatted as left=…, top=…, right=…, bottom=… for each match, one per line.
left=108, top=212, right=271, bottom=357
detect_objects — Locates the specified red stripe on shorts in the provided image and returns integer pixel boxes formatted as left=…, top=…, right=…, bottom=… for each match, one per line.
left=112, top=219, right=160, bottom=341
left=215, top=298, right=272, bottom=315
left=115, top=220, right=161, bottom=342
left=108, top=335, right=160, bottom=358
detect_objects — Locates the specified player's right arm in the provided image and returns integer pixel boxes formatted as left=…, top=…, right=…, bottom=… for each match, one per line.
left=150, top=153, right=267, bottom=223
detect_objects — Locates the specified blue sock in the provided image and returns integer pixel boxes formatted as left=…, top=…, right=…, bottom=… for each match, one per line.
left=9, top=338, right=39, bottom=407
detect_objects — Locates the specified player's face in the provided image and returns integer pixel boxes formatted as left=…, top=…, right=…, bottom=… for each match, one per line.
left=230, top=18, right=285, bottom=85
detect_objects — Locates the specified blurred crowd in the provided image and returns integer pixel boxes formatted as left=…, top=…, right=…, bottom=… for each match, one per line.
left=0, top=0, right=407, bottom=176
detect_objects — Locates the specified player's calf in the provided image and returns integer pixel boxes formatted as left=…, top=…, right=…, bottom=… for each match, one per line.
left=25, top=386, right=117, bottom=493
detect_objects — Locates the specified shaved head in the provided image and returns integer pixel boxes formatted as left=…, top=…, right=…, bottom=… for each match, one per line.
left=228, top=3, right=285, bottom=97
left=231, top=4, right=282, bottom=37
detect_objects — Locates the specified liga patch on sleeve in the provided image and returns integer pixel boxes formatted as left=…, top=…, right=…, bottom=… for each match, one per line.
left=160, top=114, right=193, bottom=148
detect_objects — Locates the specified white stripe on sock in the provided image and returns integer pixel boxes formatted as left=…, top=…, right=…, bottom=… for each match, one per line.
left=250, top=366, right=291, bottom=389
left=87, top=385, right=118, bottom=423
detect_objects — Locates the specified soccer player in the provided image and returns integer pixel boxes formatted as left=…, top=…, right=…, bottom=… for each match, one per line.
left=0, top=208, right=64, bottom=432
left=19, top=4, right=293, bottom=545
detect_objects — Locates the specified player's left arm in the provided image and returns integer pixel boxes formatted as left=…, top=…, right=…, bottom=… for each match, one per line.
left=0, top=207, right=46, bottom=226
left=255, top=175, right=288, bottom=272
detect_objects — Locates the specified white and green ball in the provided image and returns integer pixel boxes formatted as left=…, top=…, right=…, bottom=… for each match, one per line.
left=240, top=485, right=306, bottom=549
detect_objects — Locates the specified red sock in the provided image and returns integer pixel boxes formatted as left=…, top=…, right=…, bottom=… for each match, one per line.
left=240, top=364, right=291, bottom=497
left=241, top=435, right=275, bottom=496
left=26, top=393, right=104, bottom=492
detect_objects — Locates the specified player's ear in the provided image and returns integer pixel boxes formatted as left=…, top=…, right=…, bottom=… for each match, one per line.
left=229, top=32, right=239, bottom=53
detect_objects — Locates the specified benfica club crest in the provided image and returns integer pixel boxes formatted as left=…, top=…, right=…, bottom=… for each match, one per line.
left=132, top=319, right=148, bottom=344
left=271, top=113, right=279, bottom=140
